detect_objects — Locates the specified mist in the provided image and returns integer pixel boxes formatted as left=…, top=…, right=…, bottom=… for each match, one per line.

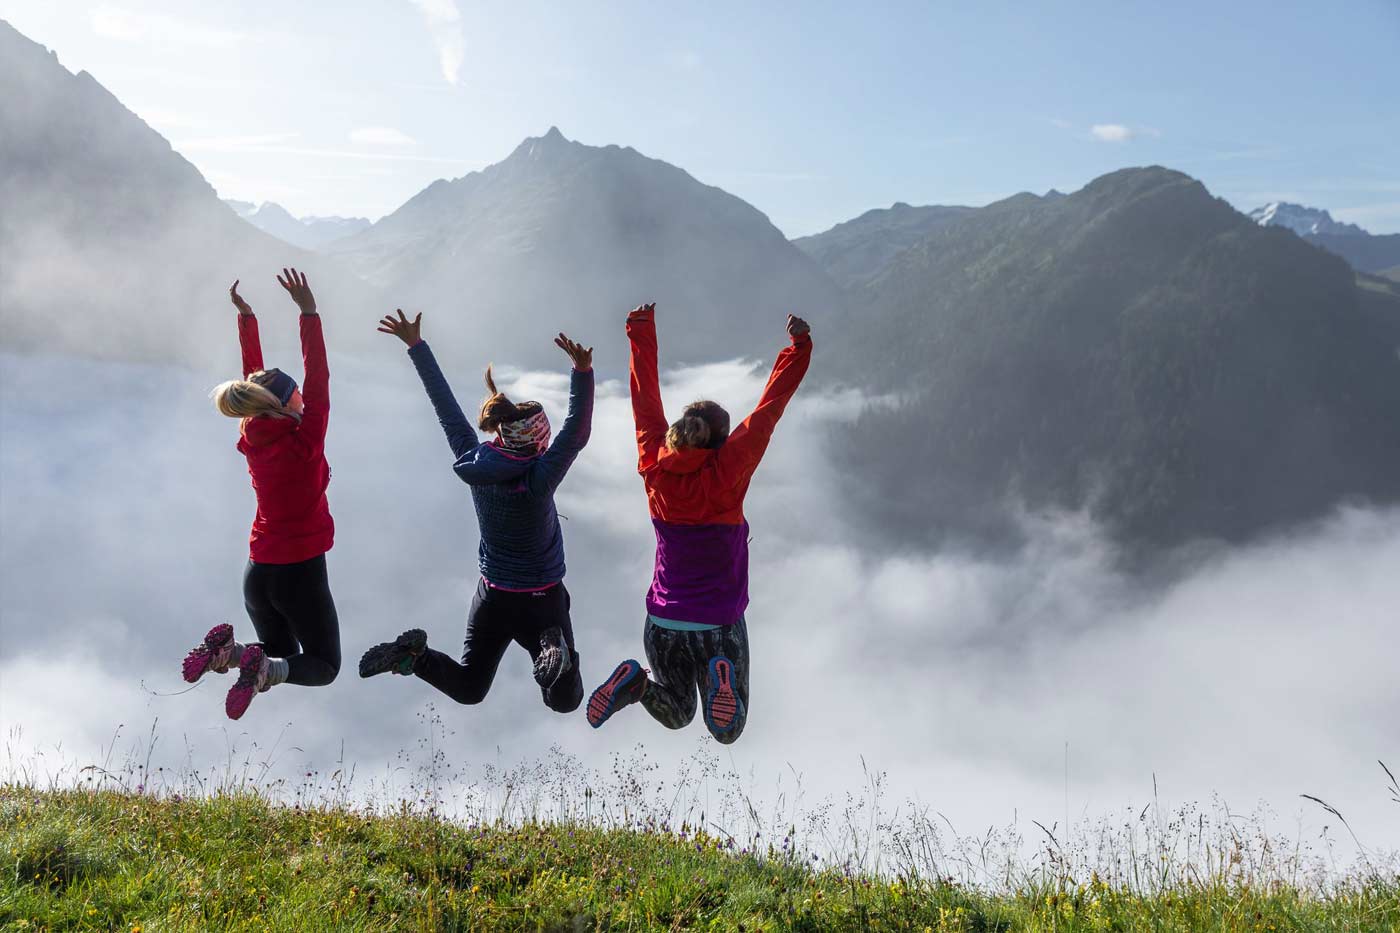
left=3, top=342, right=1397, bottom=857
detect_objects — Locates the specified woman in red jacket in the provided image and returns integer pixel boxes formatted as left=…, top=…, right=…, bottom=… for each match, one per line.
left=586, top=303, right=812, bottom=743
left=181, top=269, right=340, bottom=720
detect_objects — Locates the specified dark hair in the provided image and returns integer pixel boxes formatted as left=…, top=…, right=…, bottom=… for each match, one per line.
left=665, top=400, right=730, bottom=450
left=479, top=365, right=542, bottom=432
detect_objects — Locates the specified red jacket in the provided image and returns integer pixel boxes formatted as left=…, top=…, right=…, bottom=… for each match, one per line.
left=235, top=313, right=334, bottom=564
left=628, top=305, right=813, bottom=525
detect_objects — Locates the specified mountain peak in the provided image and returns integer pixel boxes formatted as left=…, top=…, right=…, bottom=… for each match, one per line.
left=501, top=126, right=585, bottom=167
left=1248, top=201, right=1366, bottom=237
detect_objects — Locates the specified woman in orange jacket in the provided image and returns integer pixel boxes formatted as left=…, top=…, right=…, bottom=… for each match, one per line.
left=586, top=303, right=812, bottom=743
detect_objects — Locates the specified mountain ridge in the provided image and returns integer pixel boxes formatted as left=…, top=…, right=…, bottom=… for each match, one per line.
left=834, top=165, right=1400, bottom=549
left=331, top=126, right=843, bottom=368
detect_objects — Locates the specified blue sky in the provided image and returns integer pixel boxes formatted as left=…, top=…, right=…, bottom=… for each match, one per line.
left=4, top=0, right=1398, bottom=234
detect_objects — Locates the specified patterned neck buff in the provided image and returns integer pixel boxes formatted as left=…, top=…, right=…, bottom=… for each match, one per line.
left=498, top=408, right=551, bottom=455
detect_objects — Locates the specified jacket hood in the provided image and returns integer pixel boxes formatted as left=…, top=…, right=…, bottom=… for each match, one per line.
left=240, top=413, right=300, bottom=448
left=654, top=445, right=715, bottom=475
left=453, top=440, right=537, bottom=486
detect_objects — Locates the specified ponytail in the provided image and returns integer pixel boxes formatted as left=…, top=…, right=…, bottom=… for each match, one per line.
left=211, top=379, right=296, bottom=420
left=478, top=364, right=523, bottom=432
left=668, top=399, right=730, bottom=450
left=665, top=414, right=712, bottom=451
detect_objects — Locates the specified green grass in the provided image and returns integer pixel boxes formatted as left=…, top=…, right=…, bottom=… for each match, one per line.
left=3, top=786, right=1397, bottom=932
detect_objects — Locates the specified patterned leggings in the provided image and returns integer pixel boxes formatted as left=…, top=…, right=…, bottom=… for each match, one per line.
left=639, top=617, right=750, bottom=744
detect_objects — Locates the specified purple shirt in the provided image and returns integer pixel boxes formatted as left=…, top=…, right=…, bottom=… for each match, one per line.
left=645, top=518, right=750, bottom=626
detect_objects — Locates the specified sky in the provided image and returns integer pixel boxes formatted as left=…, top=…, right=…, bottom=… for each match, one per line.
left=2, top=0, right=1398, bottom=235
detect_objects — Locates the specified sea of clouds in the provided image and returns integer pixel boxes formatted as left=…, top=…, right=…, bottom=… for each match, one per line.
left=2, top=338, right=1397, bottom=859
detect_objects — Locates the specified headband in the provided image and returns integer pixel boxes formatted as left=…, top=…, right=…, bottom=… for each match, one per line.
left=252, top=368, right=298, bottom=406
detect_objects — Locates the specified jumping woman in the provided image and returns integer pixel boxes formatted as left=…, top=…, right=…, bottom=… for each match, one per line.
left=181, top=269, right=341, bottom=720
left=586, top=303, right=812, bottom=743
left=358, top=310, right=594, bottom=715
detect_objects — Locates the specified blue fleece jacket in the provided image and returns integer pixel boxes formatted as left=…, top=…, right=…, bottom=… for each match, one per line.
left=407, top=341, right=593, bottom=589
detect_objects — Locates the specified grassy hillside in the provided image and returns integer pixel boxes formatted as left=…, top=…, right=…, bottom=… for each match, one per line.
left=4, top=786, right=1397, bottom=932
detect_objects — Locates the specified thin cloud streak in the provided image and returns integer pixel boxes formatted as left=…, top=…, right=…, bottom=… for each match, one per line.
left=90, top=5, right=247, bottom=48
left=174, top=135, right=477, bottom=166
left=350, top=127, right=418, bottom=147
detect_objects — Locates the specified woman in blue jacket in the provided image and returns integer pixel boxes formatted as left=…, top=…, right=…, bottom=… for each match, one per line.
left=359, top=310, right=594, bottom=713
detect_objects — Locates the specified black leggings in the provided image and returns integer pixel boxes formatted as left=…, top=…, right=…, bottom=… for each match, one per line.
left=640, top=617, right=750, bottom=744
left=413, top=579, right=583, bottom=714
left=243, top=554, right=341, bottom=687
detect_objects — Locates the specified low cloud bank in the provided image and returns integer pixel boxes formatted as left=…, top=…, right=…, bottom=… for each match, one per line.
left=2, top=349, right=1397, bottom=854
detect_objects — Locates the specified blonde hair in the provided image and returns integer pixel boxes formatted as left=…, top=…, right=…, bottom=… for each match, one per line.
left=479, top=364, right=542, bottom=433
left=210, top=374, right=293, bottom=420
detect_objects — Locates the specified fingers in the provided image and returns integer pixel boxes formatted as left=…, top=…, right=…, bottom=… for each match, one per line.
left=230, top=279, right=240, bottom=294
left=413, top=312, right=422, bottom=326
left=398, top=308, right=409, bottom=324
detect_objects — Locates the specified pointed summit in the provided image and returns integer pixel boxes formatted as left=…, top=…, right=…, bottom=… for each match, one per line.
left=332, top=130, right=841, bottom=367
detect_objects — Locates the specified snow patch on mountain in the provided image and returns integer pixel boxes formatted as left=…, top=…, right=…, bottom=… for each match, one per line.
left=1248, top=202, right=1366, bottom=237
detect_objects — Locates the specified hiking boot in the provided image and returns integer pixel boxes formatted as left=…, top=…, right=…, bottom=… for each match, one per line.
left=532, top=627, right=573, bottom=689
left=182, top=623, right=237, bottom=683
left=358, top=629, right=428, bottom=678
left=226, top=645, right=268, bottom=721
left=703, top=656, right=744, bottom=736
left=586, top=659, right=646, bottom=729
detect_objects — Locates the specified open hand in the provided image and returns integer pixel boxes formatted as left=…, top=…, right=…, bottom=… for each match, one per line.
left=230, top=280, right=253, bottom=316
left=378, top=309, right=423, bottom=347
left=626, top=302, right=656, bottom=322
left=786, top=314, right=811, bottom=339
left=277, top=267, right=317, bottom=315
left=554, top=332, right=593, bottom=371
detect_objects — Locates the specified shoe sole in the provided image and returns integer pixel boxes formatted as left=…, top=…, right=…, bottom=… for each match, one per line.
left=358, top=629, right=428, bottom=678
left=586, top=660, right=642, bottom=729
left=704, top=656, right=742, bottom=735
left=226, top=645, right=265, bottom=721
left=532, top=632, right=573, bottom=689
left=183, top=623, right=235, bottom=684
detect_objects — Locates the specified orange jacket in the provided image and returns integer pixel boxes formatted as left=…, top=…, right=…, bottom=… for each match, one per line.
left=627, top=305, right=813, bottom=526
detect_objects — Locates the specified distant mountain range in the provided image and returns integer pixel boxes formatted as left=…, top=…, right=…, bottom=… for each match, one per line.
left=328, top=126, right=842, bottom=368
left=5, top=17, right=1400, bottom=552
left=1247, top=201, right=1364, bottom=237
left=225, top=200, right=370, bottom=252
left=1248, top=200, right=1400, bottom=277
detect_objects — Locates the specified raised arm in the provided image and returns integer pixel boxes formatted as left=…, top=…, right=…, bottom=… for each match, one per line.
left=379, top=309, right=479, bottom=459
left=714, top=315, right=813, bottom=486
left=627, top=303, right=667, bottom=472
left=278, top=268, right=329, bottom=450
left=230, top=280, right=263, bottom=377
left=531, top=334, right=595, bottom=494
